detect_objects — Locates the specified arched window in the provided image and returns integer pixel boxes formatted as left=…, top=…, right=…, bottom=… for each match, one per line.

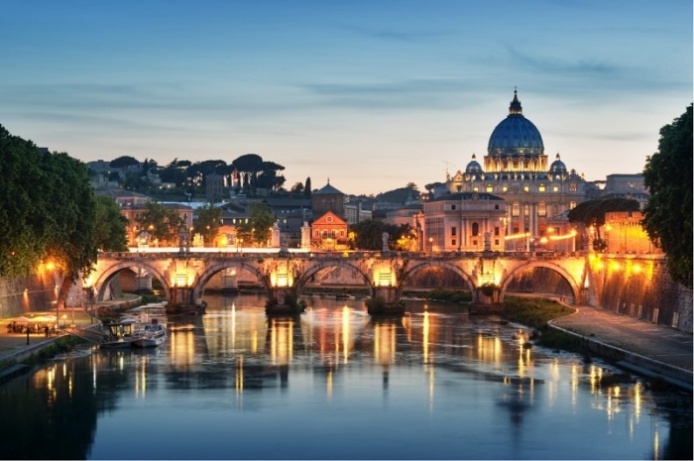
left=472, top=222, right=479, bottom=237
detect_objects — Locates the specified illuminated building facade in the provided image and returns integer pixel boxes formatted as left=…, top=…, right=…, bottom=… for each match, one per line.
left=446, top=90, right=587, bottom=240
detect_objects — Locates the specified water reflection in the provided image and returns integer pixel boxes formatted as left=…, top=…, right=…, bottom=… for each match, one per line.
left=0, top=293, right=690, bottom=460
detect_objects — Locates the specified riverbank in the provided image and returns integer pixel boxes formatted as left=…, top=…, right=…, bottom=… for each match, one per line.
left=502, top=296, right=693, bottom=391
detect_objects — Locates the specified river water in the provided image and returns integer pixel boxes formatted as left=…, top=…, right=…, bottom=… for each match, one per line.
left=0, top=293, right=691, bottom=460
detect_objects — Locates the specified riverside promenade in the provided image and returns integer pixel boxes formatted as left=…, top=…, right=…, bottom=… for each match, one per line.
left=1, top=304, right=692, bottom=390
left=550, top=304, right=692, bottom=391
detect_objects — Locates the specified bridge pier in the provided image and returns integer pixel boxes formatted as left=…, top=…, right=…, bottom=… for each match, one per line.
left=471, top=285, right=503, bottom=314
left=366, top=286, right=405, bottom=317
left=168, top=287, right=205, bottom=315
left=266, top=287, right=305, bottom=317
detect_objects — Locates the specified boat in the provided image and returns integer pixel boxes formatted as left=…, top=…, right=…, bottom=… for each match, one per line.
left=132, top=320, right=167, bottom=348
left=100, top=318, right=138, bottom=349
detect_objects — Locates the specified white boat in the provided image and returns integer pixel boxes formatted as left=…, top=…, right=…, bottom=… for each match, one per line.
left=132, top=321, right=167, bottom=348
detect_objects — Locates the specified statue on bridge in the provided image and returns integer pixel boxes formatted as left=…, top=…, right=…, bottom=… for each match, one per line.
left=178, top=225, right=191, bottom=254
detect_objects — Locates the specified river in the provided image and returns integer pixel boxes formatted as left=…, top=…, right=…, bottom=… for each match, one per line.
left=0, top=293, right=691, bottom=460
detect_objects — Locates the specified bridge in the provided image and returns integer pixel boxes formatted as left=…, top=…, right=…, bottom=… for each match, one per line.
left=84, top=248, right=591, bottom=316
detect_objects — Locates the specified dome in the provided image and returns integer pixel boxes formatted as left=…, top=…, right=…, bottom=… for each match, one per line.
left=465, top=154, right=483, bottom=175
left=488, top=90, right=544, bottom=158
left=549, top=153, right=567, bottom=175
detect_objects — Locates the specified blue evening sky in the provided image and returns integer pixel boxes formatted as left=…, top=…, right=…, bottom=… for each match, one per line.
left=1, top=0, right=691, bottom=195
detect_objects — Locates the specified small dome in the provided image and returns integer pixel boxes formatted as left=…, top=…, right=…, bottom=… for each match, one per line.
left=488, top=90, right=544, bottom=158
left=465, top=154, right=483, bottom=175
left=549, top=153, right=567, bottom=175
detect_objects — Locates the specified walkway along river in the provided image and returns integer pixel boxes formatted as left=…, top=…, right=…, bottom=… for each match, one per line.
left=0, top=294, right=691, bottom=460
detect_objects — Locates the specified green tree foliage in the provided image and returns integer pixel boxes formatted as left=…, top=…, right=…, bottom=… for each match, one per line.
left=94, top=196, right=128, bottom=252
left=41, top=152, right=98, bottom=288
left=193, top=204, right=222, bottom=246
left=135, top=201, right=184, bottom=246
left=643, top=104, right=693, bottom=288
left=109, top=155, right=140, bottom=169
left=567, top=197, right=640, bottom=251
left=237, top=203, right=275, bottom=247
left=0, top=125, right=51, bottom=275
left=348, top=220, right=414, bottom=251
left=1, top=124, right=130, bottom=307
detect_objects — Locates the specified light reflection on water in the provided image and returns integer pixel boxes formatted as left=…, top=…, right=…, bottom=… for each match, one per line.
left=0, top=293, right=691, bottom=460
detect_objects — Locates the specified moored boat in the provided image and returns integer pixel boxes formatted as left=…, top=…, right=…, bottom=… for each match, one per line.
left=100, top=318, right=138, bottom=349
left=132, top=320, right=167, bottom=348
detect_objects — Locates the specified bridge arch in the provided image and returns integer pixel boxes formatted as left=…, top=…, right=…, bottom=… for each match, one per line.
left=397, top=260, right=476, bottom=298
left=500, top=260, right=580, bottom=304
left=194, top=260, right=271, bottom=302
left=295, top=259, right=372, bottom=297
left=93, top=260, right=171, bottom=302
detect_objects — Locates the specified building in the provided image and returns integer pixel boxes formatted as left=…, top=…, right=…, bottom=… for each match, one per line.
left=312, top=180, right=345, bottom=219
left=419, top=192, right=506, bottom=252
left=445, top=90, right=587, bottom=239
left=344, top=201, right=373, bottom=225
left=603, top=210, right=660, bottom=254
left=206, top=173, right=225, bottom=203
left=311, top=211, right=348, bottom=251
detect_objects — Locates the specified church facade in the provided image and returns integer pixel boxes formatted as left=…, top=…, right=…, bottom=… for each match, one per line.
left=444, top=90, right=587, bottom=241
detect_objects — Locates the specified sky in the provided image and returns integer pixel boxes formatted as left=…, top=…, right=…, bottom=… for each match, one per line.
left=1, top=0, right=691, bottom=196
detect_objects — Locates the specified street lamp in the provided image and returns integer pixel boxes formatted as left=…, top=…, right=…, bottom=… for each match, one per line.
left=428, top=237, right=433, bottom=252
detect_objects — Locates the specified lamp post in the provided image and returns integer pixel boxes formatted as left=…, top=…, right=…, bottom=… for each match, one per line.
left=428, top=237, right=433, bottom=253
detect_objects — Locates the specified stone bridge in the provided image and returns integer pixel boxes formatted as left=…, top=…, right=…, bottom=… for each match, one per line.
left=85, top=249, right=591, bottom=315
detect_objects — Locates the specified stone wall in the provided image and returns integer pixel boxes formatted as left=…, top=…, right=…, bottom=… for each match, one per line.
left=0, top=270, right=60, bottom=318
left=587, top=256, right=692, bottom=333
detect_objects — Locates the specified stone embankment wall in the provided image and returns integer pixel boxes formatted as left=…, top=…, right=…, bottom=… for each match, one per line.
left=0, top=269, right=87, bottom=319
left=587, top=255, right=692, bottom=333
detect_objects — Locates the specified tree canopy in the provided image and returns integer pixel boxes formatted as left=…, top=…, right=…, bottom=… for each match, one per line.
left=134, top=201, right=184, bottom=246
left=642, top=104, right=693, bottom=288
left=237, top=202, right=275, bottom=247
left=348, top=220, right=415, bottom=251
left=567, top=197, right=640, bottom=251
left=193, top=204, right=222, bottom=246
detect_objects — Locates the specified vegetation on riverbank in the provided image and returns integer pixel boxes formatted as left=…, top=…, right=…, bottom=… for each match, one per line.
left=0, top=335, right=86, bottom=373
left=402, top=288, right=472, bottom=304
left=502, top=296, right=584, bottom=352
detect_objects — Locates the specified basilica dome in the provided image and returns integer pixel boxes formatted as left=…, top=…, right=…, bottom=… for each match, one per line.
left=465, top=154, right=483, bottom=175
left=549, top=153, right=567, bottom=175
left=487, top=90, right=544, bottom=158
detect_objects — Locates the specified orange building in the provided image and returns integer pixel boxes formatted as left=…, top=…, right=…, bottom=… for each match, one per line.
left=603, top=211, right=660, bottom=255
left=311, top=211, right=348, bottom=251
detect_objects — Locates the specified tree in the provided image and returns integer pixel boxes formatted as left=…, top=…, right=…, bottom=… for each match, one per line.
left=135, top=201, right=184, bottom=246
left=109, top=155, right=140, bottom=169
left=643, top=104, right=693, bottom=288
left=39, top=151, right=98, bottom=309
left=231, top=153, right=264, bottom=191
left=567, top=197, right=640, bottom=251
left=237, top=203, right=275, bottom=247
left=304, top=177, right=312, bottom=198
left=193, top=204, right=222, bottom=246
left=348, top=220, right=414, bottom=251
left=94, top=196, right=128, bottom=252
left=0, top=125, right=51, bottom=276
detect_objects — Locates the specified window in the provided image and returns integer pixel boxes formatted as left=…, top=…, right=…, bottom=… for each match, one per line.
left=570, top=201, right=576, bottom=209
left=569, top=183, right=577, bottom=192
left=502, top=186, right=508, bottom=192
left=451, top=204, right=456, bottom=210
left=486, top=185, right=493, bottom=193
left=552, top=186, right=559, bottom=192
left=473, top=186, right=479, bottom=192
left=472, top=222, right=479, bottom=237
left=523, top=186, right=530, bottom=192
left=327, top=216, right=333, bottom=222
left=451, top=227, right=457, bottom=236
left=539, top=184, right=546, bottom=192
left=451, top=239, right=457, bottom=246
left=340, top=230, right=345, bottom=237
left=539, top=201, right=546, bottom=216
left=494, top=227, right=500, bottom=236
left=524, top=204, right=530, bottom=216
left=512, top=202, right=520, bottom=216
